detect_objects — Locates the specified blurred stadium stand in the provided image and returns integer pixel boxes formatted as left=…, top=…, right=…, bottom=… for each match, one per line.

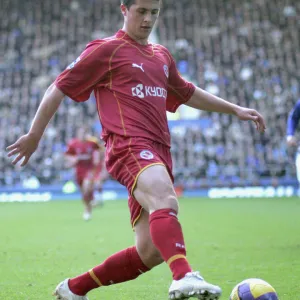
left=1, top=0, right=299, bottom=190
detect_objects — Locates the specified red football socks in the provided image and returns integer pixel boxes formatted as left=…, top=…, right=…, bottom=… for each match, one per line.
left=68, top=246, right=149, bottom=296
left=149, top=208, right=192, bottom=280
left=68, top=209, right=191, bottom=296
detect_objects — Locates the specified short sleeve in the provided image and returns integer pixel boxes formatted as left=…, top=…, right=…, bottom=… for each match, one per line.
left=166, top=54, right=196, bottom=113
left=65, top=141, right=76, bottom=155
left=55, top=41, right=110, bottom=102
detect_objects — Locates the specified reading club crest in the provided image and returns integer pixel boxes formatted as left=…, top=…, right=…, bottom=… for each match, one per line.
left=163, top=65, right=169, bottom=78
left=140, top=150, right=154, bottom=160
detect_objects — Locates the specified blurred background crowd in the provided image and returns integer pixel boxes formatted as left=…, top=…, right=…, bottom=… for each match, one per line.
left=1, top=0, right=299, bottom=189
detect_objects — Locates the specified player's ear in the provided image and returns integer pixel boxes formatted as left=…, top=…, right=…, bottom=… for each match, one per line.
left=120, top=4, right=127, bottom=17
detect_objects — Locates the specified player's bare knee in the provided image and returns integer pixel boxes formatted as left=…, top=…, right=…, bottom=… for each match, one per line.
left=134, top=172, right=178, bottom=212
left=150, top=191, right=179, bottom=213
left=158, top=193, right=178, bottom=212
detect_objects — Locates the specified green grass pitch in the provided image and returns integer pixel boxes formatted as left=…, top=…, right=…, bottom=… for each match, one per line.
left=0, top=197, right=299, bottom=299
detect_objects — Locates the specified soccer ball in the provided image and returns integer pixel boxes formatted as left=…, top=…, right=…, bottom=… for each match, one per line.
left=229, top=278, right=279, bottom=300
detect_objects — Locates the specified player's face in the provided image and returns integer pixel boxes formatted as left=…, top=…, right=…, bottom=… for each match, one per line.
left=122, top=0, right=160, bottom=43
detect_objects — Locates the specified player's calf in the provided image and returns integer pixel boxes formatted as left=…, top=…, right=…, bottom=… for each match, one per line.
left=134, top=210, right=164, bottom=268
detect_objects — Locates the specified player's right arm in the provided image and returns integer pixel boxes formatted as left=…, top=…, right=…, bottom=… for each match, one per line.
left=286, top=100, right=300, bottom=147
left=6, top=40, right=111, bottom=166
left=6, top=83, right=65, bottom=166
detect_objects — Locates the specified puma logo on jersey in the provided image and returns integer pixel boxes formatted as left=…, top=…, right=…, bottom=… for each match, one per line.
left=132, top=63, right=145, bottom=72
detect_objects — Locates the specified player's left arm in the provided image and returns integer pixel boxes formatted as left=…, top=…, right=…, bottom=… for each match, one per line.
left=96, top=146, right=109, bottom=180
left=164, top=48, right=265, bottom=133
left=88, top=138, right=102, bottom=166
left=93, top=150, right=101, bottom=166
left=99, top=156, right=109, bottom=181
left=186, top=88, right=266, bottom=132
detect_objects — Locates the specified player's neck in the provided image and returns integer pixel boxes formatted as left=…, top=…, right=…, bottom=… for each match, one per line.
left=121, top=27, right=149, bottom=46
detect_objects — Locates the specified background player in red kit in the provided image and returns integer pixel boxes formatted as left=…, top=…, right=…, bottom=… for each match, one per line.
left=65, top=127, right=100, bottom=221
left=6, top=0, right=266, bottom=299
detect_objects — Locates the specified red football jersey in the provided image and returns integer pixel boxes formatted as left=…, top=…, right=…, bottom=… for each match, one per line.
left=65, top=139, right=100, bottom=171
left=55, top=30, right=195, bottom=147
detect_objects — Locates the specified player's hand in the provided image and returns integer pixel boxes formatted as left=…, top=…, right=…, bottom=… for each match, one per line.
left=287, top=136, right=297, bottom=147
left=6, top=133, right=40, bottom=166
left=235, top=107, right=266, bottom=133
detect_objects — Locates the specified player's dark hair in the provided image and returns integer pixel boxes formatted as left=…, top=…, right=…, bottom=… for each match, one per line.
left=120, top=0, right=136, bottom=8
left=121, top=0, right=161, bottom=9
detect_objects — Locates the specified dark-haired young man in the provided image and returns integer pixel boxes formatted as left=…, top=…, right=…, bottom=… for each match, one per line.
left=7, top=0, right=266, bottom=299
left=123, top=0, right=138, bottom=7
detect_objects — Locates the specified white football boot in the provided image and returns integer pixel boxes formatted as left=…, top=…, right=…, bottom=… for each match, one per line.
left=83, top=211, right=92, bottom=221
left=169, top=271, right=222, bottom=299
left=53, top=279, right=89, bottom=300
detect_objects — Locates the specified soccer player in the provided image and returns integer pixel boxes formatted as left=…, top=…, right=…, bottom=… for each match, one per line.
left=6, top=0, right=266, bottom=299
left=65, top=127, right=101, bottom=221
left=286, top=99, right=300, bottom=189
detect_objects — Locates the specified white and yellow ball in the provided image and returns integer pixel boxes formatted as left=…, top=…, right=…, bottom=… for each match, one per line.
left=230, top=278, right=279, bottom=300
